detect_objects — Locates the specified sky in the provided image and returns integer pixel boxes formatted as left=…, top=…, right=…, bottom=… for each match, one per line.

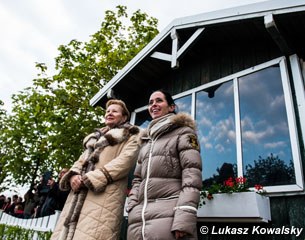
left=0, top=0, right=269, bottom=113
left=0, top=0, right=269, bottom=196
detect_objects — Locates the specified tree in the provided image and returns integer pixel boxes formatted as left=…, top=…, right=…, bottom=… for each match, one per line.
left=0, top=100, right=11, bottom=192
left=245, top=153, right=295, bottom=186
left=1, top=5, right=159, bottom=189
left=5, top=89, right=55, bottom=187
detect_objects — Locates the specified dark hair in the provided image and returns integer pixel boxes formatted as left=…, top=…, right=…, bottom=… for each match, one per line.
left=152, top=90, right=177, bottom=114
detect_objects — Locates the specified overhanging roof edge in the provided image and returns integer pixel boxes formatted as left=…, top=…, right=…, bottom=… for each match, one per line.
left=90, top=0, right=305, bottom=107
left=171, top=0, right=305, bottom=29
left=90, top=22, right=176, bottom=107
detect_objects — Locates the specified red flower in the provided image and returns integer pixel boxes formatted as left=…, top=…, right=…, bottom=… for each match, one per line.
left=254, top=184, right=263, bottom=191
left=236, top=176, right=247, bottom=184
left=200, top=177, right=266, bottom=206
left=224, top=177, right=234, bottom=187
left=207, top=193, right=213, bottom=200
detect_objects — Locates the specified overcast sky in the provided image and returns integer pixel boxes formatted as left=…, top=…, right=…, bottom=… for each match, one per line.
left=0, top=0, right=268, bottom=112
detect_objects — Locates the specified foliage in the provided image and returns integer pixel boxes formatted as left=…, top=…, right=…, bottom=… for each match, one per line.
left=0, top=224, right=52, bottom=240
left=200, top=153, right=294, bottom=207
left=202, top=162, right=237, bottom=188
left=0, top=101, right=11, bottom=191
left=4, top=89, right=58, bottom=187
left=200, top=177, right=265, bottom=206
left=0, top=5, right=159, bottom=189
left=245, top=153, right=295, bottom=186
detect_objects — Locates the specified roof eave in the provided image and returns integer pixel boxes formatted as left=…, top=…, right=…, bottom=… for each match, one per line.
left=90, top=0, right=305, bottom=107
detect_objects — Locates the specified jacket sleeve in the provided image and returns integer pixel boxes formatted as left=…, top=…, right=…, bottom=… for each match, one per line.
left=171, top=129, right=202, bottom=237
left=82, top=134, right=140, bottom=193
left=59, top=131, right=100, bottom=191
left=126, top=161, right=142, bottom=212
left=59, top=149, right=90, bottom=191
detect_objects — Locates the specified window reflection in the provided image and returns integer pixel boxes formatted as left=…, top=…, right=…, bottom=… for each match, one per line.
left=196, top=81, right=237, bottom=186
left=239, top=67, right=296, bottom=186
left=134, top=64, right=297, bottom=189
left=135, top=110, right=151, bottom=129
left=175, top=95, right=192, bottom=115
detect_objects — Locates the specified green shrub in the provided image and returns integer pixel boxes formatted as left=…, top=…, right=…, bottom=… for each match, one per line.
left=0, top=224, right=52, bottom=240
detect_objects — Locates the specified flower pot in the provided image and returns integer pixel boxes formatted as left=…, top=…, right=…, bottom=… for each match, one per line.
left=197, top=192, right=271, bottom=223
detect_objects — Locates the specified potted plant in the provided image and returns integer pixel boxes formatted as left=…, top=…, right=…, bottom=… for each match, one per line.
left=197, top=177, right=271, bottom=222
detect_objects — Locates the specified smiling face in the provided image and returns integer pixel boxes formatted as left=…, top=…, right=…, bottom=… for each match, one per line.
left=148, top=91, right=175, bottom=119
left=105, top=104, right=127, bottom=128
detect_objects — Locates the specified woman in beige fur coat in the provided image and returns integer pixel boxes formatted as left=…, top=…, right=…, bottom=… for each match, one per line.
left=51, top=99, right=140, bottom=240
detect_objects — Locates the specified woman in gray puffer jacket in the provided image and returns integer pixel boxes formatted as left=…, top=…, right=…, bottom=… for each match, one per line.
left=127, top=90, right=202, bottom=240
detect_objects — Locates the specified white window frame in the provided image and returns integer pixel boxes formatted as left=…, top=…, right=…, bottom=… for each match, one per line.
left=132, top=56, right=304, bottom=195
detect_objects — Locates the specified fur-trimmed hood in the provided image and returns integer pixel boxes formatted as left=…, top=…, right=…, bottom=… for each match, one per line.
left=170, top=112, right=196, bottom=130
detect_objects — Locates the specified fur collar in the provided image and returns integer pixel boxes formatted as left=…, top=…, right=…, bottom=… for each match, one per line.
left=95, top=126, right=138, bottom=148
left=169, top=112, right=196, bottom=130
left=83, top=123, right=139, bottom=150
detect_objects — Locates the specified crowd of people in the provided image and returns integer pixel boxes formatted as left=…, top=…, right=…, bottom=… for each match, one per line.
left=0, top=168, right=69, bottom=219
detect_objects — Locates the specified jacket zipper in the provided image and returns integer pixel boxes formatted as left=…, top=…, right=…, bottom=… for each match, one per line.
left=141, top=138, right=157, bottom=240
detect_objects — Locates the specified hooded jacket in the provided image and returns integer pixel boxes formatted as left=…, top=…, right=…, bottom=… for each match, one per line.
left=51, top=123, right=140, bottom=240
left=127, top=113, right=202, bottom=240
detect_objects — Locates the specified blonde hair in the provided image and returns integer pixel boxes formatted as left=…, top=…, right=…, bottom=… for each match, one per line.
left=106, top=99, right=130, bottom=120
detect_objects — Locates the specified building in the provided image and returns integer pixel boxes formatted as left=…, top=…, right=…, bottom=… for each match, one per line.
left=91, top=0, right=305, bottom=239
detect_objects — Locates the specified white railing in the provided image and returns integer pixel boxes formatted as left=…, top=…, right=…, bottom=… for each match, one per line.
left=0, top=209, right=60, bottom=232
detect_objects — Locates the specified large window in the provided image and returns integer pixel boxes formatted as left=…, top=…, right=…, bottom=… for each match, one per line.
left=133, top=57, right=304, bottom=194
left=239, top=67, right=295, bottom=187
left=196, top=81, right=237, bottom=185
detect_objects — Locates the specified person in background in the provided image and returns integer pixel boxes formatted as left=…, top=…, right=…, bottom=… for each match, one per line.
left=40, top=168, right=69, bottom=217
left=23, top=186, right=39, bottom=219
left=51, top=99, right=141, bottom=240
left=127, top=90, right=202, bottom=240
left=2, top=196, right=11, bottom=213
left=34, top=171, right=52, bottom=217
left=0, top=194, right=5, bottom=209
left=17, top=196, right=24, bottom=209
left=14, top=202, right=24, bottom=218
left=56, top=168, right=70, bottom=211
left=7, top=194, right=18, bottom=216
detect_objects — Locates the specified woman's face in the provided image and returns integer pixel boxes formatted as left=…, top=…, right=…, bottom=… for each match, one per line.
left=105, top=104, right=127, bottom=128
left=148, top=91, right=175, bottom=119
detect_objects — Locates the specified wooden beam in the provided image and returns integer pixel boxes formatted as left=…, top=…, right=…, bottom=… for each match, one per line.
left=171, top=29, right=179, bottom=68
left=150, top=27, right=205, bottom=68
left=264, top=14, right=293, bottom=55
left=177, top=28, right=205, bottom=58
left=150, top=52, right=172, bottom=61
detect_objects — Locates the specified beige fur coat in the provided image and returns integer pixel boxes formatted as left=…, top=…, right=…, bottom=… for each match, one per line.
left=51, top=124, right=140, bottom=240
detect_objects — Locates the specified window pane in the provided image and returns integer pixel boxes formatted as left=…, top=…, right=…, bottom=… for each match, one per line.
left=196, top=81, right=237, bottom=186
left=175, top=95, right=192, bottom=115
left=239, top=66, right=296, bottom=186
left=135, top=110, right=151, bottom=128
